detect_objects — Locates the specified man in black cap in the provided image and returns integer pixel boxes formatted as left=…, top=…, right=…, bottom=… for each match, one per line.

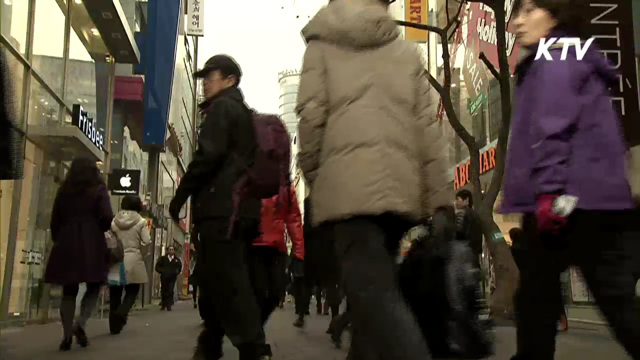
left=169, top=55, right=270, bottom=360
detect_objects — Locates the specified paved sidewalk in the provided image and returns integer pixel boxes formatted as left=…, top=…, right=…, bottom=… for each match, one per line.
left=1, top=302, right=632, bottom=359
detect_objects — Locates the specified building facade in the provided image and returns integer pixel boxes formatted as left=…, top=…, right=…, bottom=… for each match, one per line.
left=0, top=0, right=200, bottom=325
left=0, top=0, right=140, bottom=326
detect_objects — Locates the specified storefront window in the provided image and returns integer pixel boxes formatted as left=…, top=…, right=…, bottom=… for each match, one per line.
left=27, top=77, right=60, bottom=128
left=0, top=0, right=30, bottom=56
left=65, top=21, right=96, bottom=117
left=1, top=46, right=26, bottom=129
left=32, top=0, right=67, bottom=96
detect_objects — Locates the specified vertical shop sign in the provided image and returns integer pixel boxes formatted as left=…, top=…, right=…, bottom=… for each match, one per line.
left=186, top=0, right=204, bottom=37
left=581, top=1, right=640, bottom=146
left=404, top=0, right=428, bottom=42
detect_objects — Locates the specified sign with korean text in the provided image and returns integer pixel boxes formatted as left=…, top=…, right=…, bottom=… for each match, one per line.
left=72, top=104, right=104, bottom=152
left=467, top=93, right=487, bottom=116
left=454, top=147, right=496, bottom=190
left=580, top=1, right=640, bottom=146
left=186, top=0, right=204, bottom=37
left=404, top=0, right=428, bottom=42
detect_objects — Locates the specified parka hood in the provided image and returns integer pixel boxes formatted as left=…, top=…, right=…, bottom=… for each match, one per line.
left=113, top=210, right=143, bottom=231
left=301, top=0, right=400, bottom=49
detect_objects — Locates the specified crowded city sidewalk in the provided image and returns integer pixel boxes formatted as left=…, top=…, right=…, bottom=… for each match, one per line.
left=1, top=301, right=631, bottom=360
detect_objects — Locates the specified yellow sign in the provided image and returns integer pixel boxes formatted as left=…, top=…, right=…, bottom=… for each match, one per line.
left=404, top=0, right=428, bottom=41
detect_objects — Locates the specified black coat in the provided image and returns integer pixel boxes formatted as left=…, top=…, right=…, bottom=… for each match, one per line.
left=455, top=207, right=483, bottom=256
left=173, top=87, right=260, bottom=223
left=44, top=184, right=114, bottom=285
left=155, top=255, right=182, bottom=280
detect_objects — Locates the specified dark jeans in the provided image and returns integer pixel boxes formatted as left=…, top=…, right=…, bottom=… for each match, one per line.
left=160, top=276, right=176, bottom=308
left=109, top=284, right=140, bottom=325
left=514, top=211, right=640, bottom=360
left=195, top=218, right=271, bottom=359
left=192, top=284, right=199, bottom=305
left=248, top=246, right=287, bottom=324
left=332, top=214, right=432, bottom=360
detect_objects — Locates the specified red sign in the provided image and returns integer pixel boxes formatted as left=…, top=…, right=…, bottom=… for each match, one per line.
left=454, top=147, right=496, bottom=190
left=464, top=1, right=520, bottom=74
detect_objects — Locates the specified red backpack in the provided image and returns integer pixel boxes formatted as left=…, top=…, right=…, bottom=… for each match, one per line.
left=230, top=112, right=291, bottom=236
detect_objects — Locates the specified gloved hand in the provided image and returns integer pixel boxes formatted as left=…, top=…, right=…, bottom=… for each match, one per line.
left=169, top=198, right=183, bottom=222
left=535, top=194, right=567, bottom=233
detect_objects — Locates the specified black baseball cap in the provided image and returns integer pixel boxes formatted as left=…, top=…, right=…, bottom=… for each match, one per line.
left=194, top=55, right=242, bottom=83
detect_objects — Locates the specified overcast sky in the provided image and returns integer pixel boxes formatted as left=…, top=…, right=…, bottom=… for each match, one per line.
left=197, top=0, right=327, bottom=114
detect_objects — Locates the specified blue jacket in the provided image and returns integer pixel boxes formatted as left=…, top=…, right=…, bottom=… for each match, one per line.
left=501, top=37, right=634, bottom=213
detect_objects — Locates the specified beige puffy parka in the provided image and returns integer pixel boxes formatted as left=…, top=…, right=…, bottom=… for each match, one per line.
left=296, top=0, right=449, bottom=226
left=108, top=210, right=151, bottom=284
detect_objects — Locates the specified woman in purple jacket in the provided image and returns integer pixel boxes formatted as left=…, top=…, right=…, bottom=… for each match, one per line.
left=44, top=156, right=114, bottom=351
left=503, top=0, right=640, bottom=359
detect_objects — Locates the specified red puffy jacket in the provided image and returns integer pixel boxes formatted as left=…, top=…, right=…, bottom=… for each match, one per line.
left=254, top=186, right=304, bottom=260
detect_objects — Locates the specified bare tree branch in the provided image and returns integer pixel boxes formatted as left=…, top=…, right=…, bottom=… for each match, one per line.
left=479, top=52, right=500, bottom=80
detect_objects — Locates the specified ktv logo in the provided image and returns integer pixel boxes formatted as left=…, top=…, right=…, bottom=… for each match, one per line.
left=534, top=37, right=595, bottom=61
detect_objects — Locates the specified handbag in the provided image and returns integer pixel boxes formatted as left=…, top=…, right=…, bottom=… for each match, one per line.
left=105, top=229, right=124, bottom=266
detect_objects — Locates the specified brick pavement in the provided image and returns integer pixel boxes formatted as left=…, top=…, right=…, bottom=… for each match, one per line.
left=1, top=301, right=632, bottom=359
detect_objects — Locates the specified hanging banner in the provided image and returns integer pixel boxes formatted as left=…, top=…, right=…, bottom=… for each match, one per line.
left=404, top=0, right=428, bottom=42
left=580, top=1, right=640, bottom=146
left=186, top=0, right=204, bottom=37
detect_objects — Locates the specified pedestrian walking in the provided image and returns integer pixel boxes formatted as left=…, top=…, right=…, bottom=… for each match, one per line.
left=169, top=54, right=286, bottom=360
left=296, top=0, right=449, bottom=358
left=107, top=195, right=151, bottom=334
left=504, top=1, right=640, bottom=358
left=43, top=156, right=114, bottom=351
left=251, top=185, right=304, bottom=325
left=154, top=246, right=182, bottom=311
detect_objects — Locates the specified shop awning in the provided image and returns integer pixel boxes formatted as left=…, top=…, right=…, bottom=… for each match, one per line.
left=27, top=125, right=105, bottom=163
left=84, top=0, right=140, bottom=64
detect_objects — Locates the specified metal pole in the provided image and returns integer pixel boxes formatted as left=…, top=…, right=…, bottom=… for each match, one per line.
left=144, top=150, right=160, bottom=305
left=0, top=180, right=24, bottom=323
left=103, top=56, right=116, bottom=173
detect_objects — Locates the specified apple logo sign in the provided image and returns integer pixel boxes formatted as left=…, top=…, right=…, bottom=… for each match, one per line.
left=120, top=174, right=132, bottom=188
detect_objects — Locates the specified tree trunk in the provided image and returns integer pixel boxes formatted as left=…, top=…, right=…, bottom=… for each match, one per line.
left=478, top=208, right=518, bottom=318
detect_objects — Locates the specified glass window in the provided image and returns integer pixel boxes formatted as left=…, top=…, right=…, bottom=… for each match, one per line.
left=64, top=22, right=96, bottom=117
left=32, top=0, right=67, bottom=96
left=1, top=46, right=26, bottom=129
left=0, top=0, right=30, bottom=56
left=27, top=77, right=60, bottom=128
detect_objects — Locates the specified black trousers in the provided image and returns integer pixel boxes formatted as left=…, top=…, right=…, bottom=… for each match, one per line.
left=109, top=284, right=140, bottom=324
left=160, top=276, right=176, bottom=308
left=332, top=214, right=432, bottom=360
left=514, top=211, right=640, bottom=360
left=195, top=218, right=271, bottom=359
left=248, top=246, right=287, bottom=324
left=192, top=284, right=198, bottom=304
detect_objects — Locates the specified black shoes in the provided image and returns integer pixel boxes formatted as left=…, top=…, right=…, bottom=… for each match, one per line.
left=59, top=337, right=72, bottom=351
left=293, top=316, right=305, bottom=328
left=73, top=325, right=89, bottom=347
left=109, top=313, right=127, bottom=335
